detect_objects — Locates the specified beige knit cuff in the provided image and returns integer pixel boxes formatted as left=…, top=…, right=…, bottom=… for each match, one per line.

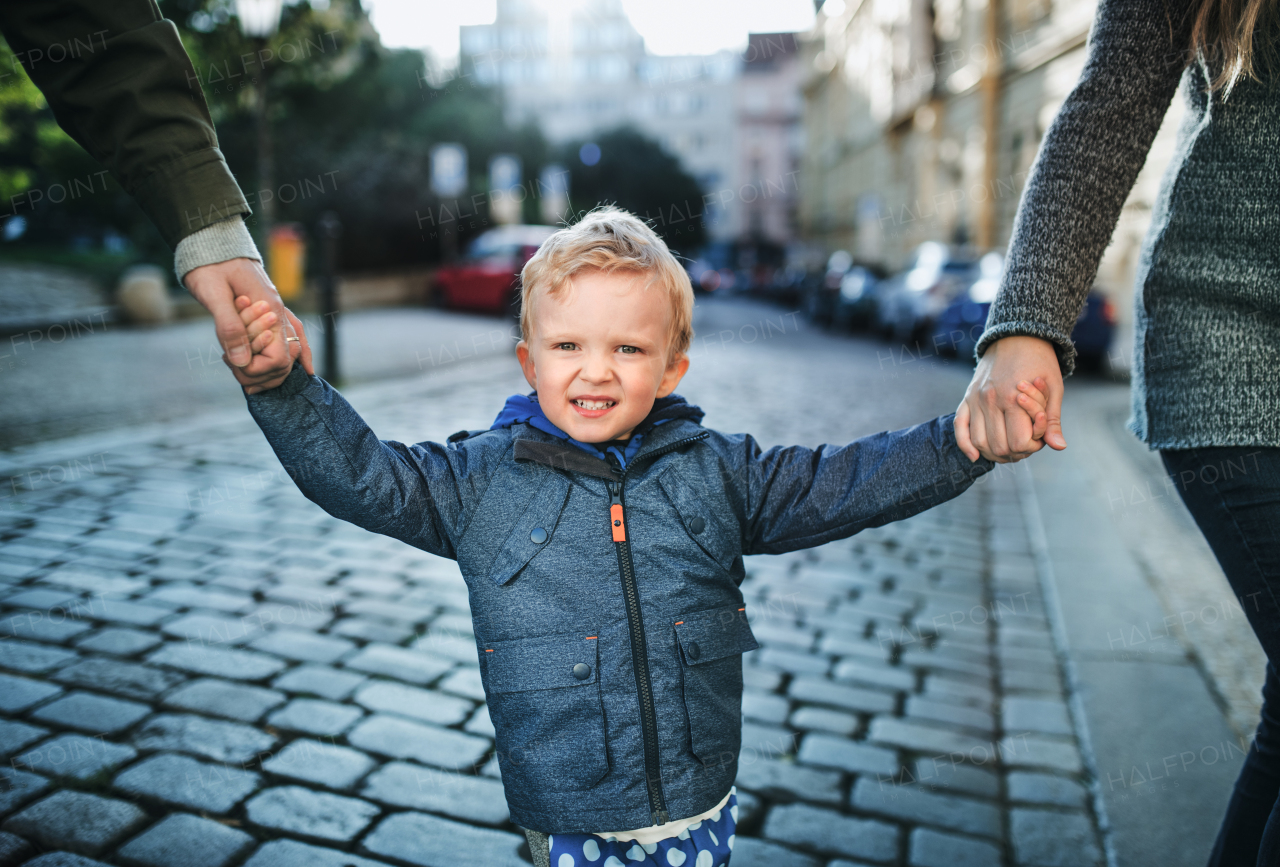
left=174, top=216, right=262, bottom=288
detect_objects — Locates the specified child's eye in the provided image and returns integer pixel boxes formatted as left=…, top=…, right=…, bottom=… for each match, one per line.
left=555, top=342, right=578, bottom=351
left=618, top=345, right=640, bottom=354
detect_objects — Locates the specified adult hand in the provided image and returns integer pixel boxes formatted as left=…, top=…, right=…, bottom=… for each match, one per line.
left=184, top=257, right=314, bottom=393
left=955, top=335, right=1066, bottom=463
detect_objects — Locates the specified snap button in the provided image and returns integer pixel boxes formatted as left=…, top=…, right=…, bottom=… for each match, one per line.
left=530, top=527, right=549, bottom=544
left=689, top=516, right=706, bottom=534
left=572, top=662, right=592, bottom=680
left=686, top=640, right=701, bottom=660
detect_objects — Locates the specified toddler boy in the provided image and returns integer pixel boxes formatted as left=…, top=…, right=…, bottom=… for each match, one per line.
left=235, top=207, right=1047, bottom=866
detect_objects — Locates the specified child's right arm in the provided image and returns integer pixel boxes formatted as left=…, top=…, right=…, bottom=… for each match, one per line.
left=234, top=299, right=478, bottom=558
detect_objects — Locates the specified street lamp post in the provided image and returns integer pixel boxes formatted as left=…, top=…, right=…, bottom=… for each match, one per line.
left=235, top=0, right=284, bottom=244
left=254, top=46, right=274, bottom=236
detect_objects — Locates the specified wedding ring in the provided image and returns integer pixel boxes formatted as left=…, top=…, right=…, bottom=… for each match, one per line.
left=286, top=337, right=300, bottom=342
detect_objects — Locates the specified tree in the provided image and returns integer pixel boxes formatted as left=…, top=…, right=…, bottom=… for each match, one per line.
left=164, top=0, right=551, bottom=271
left=559, top=127, right=707, bottom=256
left=0, top=38, right=159, bottom=260
left=2, top=0, right=555, bottom=274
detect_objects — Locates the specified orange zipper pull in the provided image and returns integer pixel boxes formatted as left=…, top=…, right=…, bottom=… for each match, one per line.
left=609, top=489, right=626, bottom=542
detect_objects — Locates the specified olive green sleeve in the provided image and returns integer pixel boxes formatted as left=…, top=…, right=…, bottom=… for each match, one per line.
left=0, top=0, right=251, bottom=248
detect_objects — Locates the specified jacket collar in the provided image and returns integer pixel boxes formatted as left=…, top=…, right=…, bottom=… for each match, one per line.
left=491, top=391, right=704, bottom=470
left=493, top=392, right=706, bottom=477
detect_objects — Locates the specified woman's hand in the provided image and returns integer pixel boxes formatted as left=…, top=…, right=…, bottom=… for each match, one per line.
left=186, top=257, right=314, bottom=393
left=955, top=335, right=1067, bottom=462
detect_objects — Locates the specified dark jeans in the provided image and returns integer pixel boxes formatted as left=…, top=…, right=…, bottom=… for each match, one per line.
left=1160, top=447, right=1280, bottom=867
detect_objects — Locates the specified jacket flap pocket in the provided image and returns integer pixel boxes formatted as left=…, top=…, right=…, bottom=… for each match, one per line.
left=483, top=632, right=600, bottom=693
left=674, top=604, right=758, bottom=665
left=487, top=473, right=572, bottom=586
left=657, top=469, right=737, bottom=568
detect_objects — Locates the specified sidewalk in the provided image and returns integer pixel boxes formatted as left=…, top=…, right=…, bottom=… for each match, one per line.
left=0, top=263, right=114, bottom=337
left=1019, top=382, right=1257, bottom=867
left=0, top=304, right=520, bottom=450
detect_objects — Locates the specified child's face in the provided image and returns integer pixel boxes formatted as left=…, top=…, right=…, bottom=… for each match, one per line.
left=515, top=269, right=690, bottom=444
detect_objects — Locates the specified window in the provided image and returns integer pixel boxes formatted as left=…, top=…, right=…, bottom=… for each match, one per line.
left=461, top=29, right=490, bottom=53
left=601, top=56, right=629, bottom=82
left=474, top=61, right=497, bottom=84
left=743, top=89, right=769, bottom=115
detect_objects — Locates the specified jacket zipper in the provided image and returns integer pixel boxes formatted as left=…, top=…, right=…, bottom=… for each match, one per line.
left=604, top=431, right=708, bottom=826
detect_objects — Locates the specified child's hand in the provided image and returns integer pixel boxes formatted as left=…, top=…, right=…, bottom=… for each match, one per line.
left=1015, top=376, right=1051, bottom=443
left=231, top=295, right=283, bottom=368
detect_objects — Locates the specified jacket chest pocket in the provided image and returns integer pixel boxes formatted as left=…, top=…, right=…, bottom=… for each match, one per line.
left=482, top=632, right=610, bottom=793
left=674, top=604, right=759, bottom=767
left=460, top=471, right=571, bottom=587
left=657, top=468, right=739, bottom=572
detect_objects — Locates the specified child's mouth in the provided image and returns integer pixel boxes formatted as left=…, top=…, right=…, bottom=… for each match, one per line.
left=571, top=397, right=616, bottom=417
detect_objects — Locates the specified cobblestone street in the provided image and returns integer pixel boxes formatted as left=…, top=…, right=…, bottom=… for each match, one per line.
left=0, top=298, right=1245, bottom=866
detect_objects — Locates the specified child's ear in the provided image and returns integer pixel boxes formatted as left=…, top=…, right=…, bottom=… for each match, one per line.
left=656, top=352, right=690, bottom=398
left=516, top=340, right=538, bottom=390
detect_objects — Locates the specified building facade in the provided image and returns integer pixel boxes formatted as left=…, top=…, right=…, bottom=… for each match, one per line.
left=459, top=0, right=803, bottom=245
left=799, top=0, right=1184, bottom=364
left=732, top=33, right=804, bottom=248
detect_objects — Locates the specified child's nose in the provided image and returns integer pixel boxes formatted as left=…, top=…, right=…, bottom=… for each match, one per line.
left=579, top=351, right=614, bottom=382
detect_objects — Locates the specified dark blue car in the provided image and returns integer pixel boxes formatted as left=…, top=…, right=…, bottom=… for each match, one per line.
left=933, top=287, right=1116, bottom=370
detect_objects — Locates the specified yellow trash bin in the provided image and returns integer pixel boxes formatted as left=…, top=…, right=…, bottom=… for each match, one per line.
left=268, top=224, right=306, bottom=301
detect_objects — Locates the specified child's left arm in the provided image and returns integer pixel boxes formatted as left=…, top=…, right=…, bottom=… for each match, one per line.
left=735, top=411, right=999, bottom=556
left=730, top=379, right=1052, bottom=556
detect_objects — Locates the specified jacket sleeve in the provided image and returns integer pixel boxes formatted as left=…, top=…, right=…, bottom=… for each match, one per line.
left=244, top=365, right=485, bottom=559
left=975, top=0, right=1195, bottom=374
left=0, top=0, right=250, bottom=248
left=737, top=414, right=994, bottom=555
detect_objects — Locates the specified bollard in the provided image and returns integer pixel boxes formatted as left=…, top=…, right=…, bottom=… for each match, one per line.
left=318, top=211, right=342, bottom=384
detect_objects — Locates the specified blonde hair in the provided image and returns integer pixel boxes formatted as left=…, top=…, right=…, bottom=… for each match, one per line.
left=518, top=206, right=695, bottom=362
left=1188, top=0, right=1279, bottom=92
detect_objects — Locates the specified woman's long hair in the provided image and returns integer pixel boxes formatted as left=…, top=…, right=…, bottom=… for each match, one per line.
left=1190, top=0, right=1280, bottom=91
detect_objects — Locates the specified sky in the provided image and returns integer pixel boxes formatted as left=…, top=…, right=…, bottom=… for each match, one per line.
left=362, top=0, right=816, bottom=65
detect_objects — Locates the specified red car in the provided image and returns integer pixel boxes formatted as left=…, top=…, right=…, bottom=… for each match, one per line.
left=433, top=225, right=558, bottom=315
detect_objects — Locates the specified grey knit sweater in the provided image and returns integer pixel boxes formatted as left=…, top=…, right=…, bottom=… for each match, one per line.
left=173, top=216, right=261, bottom=287
left=976, top=0, right=1280, bottom=449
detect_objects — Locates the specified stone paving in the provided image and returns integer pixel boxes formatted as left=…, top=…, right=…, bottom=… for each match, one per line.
left=0, top=303, right=1106, bottom=866
left=0, top=264, right=113, bottom=337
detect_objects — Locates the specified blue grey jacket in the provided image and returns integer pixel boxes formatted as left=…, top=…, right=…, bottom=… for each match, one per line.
left=245, top=364, right=993, bottom=834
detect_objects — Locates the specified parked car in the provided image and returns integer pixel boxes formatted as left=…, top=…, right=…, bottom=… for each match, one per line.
left=687, top=258, right=718, bottom=294
left=831, top=265, right=882, bottom=331
left=765, top=264, right=806, bottom=306
left=433, top=225, right=558, bottom=315
left=933, top=282, right=1116, bottom=368
left=929, top=254, right=1002, bottom=357
left=1068, top=291, right=1118, bottom=370
left=801, top=250, right=853, bottom=325
left=874, top=242, right=978, bottom=341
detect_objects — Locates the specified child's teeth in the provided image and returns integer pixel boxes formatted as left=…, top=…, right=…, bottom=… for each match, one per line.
left=575, top=399, right=614, bottom=410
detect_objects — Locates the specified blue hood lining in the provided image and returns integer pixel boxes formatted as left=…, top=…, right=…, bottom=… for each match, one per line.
left=490, top=392, right=704, bottom=468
